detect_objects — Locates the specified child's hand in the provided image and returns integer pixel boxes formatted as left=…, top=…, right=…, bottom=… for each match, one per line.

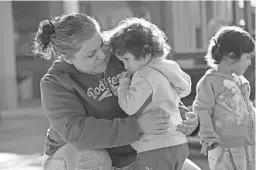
left=119, top=71, right=132, bottom=86
left=120, top=71, right=132, bottom=80
left=177, top=112, right=198, bottom=135
left=201, top=142, right=219, bottom=156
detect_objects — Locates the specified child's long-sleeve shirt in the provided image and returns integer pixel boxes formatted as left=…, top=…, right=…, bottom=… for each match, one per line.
left=193, top=69, right=255, bottom=149
left=117, top=58, right=191, bottom=153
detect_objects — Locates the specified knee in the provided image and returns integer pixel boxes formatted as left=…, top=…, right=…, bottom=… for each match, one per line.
left=43, top=144, right=112, bottom=170
left=76, top=149, right=112, bottom=170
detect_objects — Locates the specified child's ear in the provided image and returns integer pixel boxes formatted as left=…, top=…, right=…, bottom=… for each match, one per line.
left=227, top=52, right=237, bottom=63
left=142, top=45, right=152, bottom=55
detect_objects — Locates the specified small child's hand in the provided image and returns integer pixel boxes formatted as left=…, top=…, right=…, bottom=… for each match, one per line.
left=119, top=71, right=132, bottom=86
left=177, top=112, right=198, bottom=135
left=201, top=142, right=219, bottom=156
left=120, top=71, right=132, bottom=80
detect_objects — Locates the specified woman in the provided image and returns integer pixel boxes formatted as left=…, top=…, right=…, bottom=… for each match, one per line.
left=33, top=13, right=200, bottom=170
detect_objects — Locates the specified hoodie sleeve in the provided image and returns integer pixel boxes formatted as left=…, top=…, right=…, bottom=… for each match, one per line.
left=193, top=76, right=220, bottom=145
left=41, top=77, right=140, bottom=150
left=117, top=76, right=153, bottom=115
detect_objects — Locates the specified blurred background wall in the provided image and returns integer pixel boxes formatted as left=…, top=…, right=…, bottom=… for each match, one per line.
left=0, top=0, right=255, bottom=109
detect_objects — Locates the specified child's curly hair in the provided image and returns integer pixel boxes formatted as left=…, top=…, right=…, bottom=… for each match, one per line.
left=105, top=17, right=171, bottom=60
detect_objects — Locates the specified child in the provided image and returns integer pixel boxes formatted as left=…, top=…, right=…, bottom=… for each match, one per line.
left=108, top=17, right=192, bottom=170
left=193, top=26, right=255, bottom=170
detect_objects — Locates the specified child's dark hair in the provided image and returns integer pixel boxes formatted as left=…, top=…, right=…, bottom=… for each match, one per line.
left=106, top=17, right=171, bottom=60
left=205, top=26, right=255, bottom=68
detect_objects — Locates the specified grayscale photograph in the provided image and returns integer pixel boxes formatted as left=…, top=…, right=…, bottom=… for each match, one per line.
left=0, top=1, right=255, bottom=170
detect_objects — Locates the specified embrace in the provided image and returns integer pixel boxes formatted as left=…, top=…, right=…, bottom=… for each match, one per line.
left=33, top=13, right=202, bottom=170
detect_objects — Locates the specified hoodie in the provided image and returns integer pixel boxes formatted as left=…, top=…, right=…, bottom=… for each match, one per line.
left=40, top=55, right=140, bottom=168
left=117, top=58, right=191, bottom=153
left=193, top=69, right=255, bottom=149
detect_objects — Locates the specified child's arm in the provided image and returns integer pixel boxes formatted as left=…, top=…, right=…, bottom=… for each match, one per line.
left=193, top=77, right=221, bottom=154
left=117, top=75, right=153, bottom=115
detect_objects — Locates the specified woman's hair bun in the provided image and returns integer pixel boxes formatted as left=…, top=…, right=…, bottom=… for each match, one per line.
left=40, top=20, right=55, bottom=50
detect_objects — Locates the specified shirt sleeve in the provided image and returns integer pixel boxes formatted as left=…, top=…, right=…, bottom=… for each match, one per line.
left=41, top=77, right=140, bottom=150
left=117, top=76, right=153, bottom=115
left=193, top=76, right=220, bottom=145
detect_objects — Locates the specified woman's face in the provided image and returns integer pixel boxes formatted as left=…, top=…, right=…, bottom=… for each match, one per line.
left=70, top=32, right=109, bottom=74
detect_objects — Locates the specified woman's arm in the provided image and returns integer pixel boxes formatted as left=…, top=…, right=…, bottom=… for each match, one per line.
left=41, top=77, right=140, bottom=150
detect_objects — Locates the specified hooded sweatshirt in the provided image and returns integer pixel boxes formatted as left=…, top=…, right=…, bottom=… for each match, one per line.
left=193, top=69, right=255, bottom=149
left=117, top=58, right=192, bottom=153
left=40, top=55, right=140, bottom=168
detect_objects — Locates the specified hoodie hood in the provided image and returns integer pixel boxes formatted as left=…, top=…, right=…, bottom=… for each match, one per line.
left=145, top=58, right=192, bottom=97
left=47, top=60, right=81, bottom=75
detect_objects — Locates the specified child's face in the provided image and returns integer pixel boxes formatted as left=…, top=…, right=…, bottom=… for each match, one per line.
left=117, top=52, right=151, bottom=74
left=232, top=53, right=253, bottom=76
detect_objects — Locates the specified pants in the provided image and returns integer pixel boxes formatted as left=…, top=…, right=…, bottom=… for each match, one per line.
left=43, top=144, right=113, bottom=170
left=43, top=143, right=202, bottom=170
left=138, top=143, right=189, bottom=170
left=208, top=145, right=255, bottom=170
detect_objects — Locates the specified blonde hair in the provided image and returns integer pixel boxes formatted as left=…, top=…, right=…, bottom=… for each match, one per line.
left=33, top=13, right=100, bottom=60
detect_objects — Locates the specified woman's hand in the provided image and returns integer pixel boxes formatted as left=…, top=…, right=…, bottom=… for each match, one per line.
left=136, top=109, right=170, bottom=135
left=177, top=112, right=199, bottom=136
